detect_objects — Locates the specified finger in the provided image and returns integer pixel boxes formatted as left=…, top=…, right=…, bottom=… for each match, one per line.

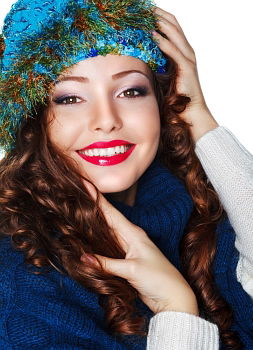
left=154, top=7, right=185, bottom=36
left=83, top=180, right=145, bottom=252
left=81, top=253, right=133, bottom=280
left=155, top=17, right=195, bottom=62
left=152, top=30, right=188, bottom=66
left=83, top=179, right=98, bottom=200
left=96, top=192, right=146, bottom=249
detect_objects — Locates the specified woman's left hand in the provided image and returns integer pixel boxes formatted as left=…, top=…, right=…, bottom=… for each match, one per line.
left=80, top=182, right=198, bottom=316
left=153, top=7, right=219, bottom=141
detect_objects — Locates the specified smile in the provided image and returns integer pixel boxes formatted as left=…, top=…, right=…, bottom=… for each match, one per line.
left=77, top=140, right=136, bottom=166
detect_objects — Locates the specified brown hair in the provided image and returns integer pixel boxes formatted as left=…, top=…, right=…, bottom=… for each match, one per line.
left=0, top=58, right=242, bottom=348
left=154, top=59, right=242, bottom=349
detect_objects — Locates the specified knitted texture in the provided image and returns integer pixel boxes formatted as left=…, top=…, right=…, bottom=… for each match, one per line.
left=0, top=0, right=167, bottom=151
left=195, top=126, right=253, bottom=298
left=147, top=311, right=219, bottom=350
left=0, top=236, right=148, bottom=349
left=111, top=160, right=253, bottom=349
left=1, top=159, right=253, bottom=348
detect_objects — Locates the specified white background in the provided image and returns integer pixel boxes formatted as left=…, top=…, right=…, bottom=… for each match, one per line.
left=1, top=0, right=253, bottom=157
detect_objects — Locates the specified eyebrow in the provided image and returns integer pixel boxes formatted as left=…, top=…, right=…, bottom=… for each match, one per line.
left=56, top=70, right=151, bottom=84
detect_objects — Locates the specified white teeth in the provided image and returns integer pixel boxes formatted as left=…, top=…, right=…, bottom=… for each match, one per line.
left=80, top=145, right=132, bottom=157
left=100, top=148, right=106, bottom=156
left=93, top=148, right=99, bottom=156
left=107, top=147, right=115, bottom=156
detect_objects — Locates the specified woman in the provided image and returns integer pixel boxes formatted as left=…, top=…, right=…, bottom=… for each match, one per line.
left=0, top=0, right=252, bottom=348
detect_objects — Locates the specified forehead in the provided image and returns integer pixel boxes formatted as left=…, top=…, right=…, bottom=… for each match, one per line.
left=58, top=54, right=152, bottom=81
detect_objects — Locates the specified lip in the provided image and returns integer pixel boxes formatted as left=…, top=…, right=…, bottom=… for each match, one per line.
left=77, top=140, right=136, bottom=166
left=81, top=140, right=132, bottom=151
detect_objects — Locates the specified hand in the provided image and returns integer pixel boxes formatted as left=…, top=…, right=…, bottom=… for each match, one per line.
left=81, top=183, right=198, bottom=316
left=153, top=7, right=219, bottom=141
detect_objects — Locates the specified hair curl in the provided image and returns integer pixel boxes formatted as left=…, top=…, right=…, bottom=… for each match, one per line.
left=155, top=58, right=242, bottom=349
left=0, top=57, right=242, bottom=348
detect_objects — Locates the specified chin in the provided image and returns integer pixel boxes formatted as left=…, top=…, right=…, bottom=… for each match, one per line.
left=92, top=174, right=136, bottom=194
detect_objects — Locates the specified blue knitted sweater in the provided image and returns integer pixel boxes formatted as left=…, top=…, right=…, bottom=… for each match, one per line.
left=0, top=160, right=252, bottom=349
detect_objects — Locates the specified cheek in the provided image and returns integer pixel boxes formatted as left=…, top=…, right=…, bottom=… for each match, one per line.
left=129, top=101, right=160, bottom=144
left=47, top=112, right=85, bottom=150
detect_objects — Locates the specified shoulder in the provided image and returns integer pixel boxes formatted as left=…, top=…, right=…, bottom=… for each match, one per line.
left=0, top=236, right=101, bottom=347
left=0, top=236, right=20, bottom=322
left=0, top=236, right=63, bottom=315
left=0, top=235, right=90, bottom=300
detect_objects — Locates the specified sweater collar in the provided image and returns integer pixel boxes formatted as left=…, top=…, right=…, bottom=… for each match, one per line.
left=107, top=159, right=194, bottom=266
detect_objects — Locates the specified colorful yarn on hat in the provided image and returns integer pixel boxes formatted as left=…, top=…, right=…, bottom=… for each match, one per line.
left=0, top=0, right=167, bottom=151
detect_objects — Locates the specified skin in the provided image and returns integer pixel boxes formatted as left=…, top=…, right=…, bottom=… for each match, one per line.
left=48, top=55, right=160, bottom=206
left=87, top=7, right=219, bottom=316
left=50, top=7, right=220, bottom=316
left=153, top=7, right=219, bottom=141
left=82, top=182, right=199, bottom=316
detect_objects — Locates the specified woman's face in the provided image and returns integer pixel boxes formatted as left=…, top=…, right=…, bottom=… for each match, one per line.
left=47, top=54, right=160, bottom=202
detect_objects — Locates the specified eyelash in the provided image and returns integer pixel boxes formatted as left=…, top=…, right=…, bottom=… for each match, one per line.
left=119, top=87, right=148, bottom=99
left=53, top=95, right=81, bottom=105
left=53, top=87, right=148, bottom=105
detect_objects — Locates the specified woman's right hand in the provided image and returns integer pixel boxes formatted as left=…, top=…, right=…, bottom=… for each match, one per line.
left=153, top=7, right=219, bottom=142
left=81, top=183, right=198, bottom=316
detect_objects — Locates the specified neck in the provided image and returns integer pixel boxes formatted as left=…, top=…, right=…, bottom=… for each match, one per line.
left=105, top=182, right=138, bottom=207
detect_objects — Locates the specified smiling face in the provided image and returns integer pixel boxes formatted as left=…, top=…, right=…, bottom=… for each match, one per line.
left=47, top=54, right=160, bottom=203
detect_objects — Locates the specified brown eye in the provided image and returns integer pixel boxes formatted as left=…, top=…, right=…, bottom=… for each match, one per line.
left=119, top=87, right=147, bottom=99
left=54, top=96, right=82, bottom=104
left=62, top=96, right=81, bottom=104
left=123, top=89, right=139, bottom=97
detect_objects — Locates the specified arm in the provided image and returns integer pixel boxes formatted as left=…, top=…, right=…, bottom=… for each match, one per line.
left=195, top=125, right=253, bottom=297
left=152, top=8, right=253, bottom=290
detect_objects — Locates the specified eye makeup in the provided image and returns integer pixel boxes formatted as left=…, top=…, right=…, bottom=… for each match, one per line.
left=118, top=86, right=149, bottom=98
left=52, top=85, right=150, bottom=105
left=53, top=94, right=82, bottom=105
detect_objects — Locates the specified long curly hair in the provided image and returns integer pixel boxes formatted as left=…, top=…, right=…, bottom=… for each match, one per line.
left=0, top=57, right=242, bottom=348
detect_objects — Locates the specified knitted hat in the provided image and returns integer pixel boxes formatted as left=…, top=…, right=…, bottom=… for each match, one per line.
left=0, top=0, right=167, bottom=151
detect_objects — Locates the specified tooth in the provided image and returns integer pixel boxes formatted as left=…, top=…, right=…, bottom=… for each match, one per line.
left=106, top=148, right=111, bottom=156
left=107, top=147, right=115, bottom=156
left=93, top=148, right=99, bottom=156
left=104, top=149, right=109, bottom=157
left=99, top=149, right=106, bottom=156
left=80, top=145, right=131, bottom=157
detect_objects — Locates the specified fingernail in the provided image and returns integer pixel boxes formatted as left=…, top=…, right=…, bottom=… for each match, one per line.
left=81, top=253, right=96, bottom=263
left=152, top=30, right=158, bottom=36
left=83, top=180, right=97, bottom=200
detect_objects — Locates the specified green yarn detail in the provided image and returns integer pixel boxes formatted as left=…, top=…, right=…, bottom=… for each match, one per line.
left=0, top=0, right=166, bottom=151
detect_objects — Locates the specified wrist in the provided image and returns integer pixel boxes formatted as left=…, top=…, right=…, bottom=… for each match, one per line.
left=158, top=291, right=199, bottom=316
left=182, top=105, right=219, bottom=143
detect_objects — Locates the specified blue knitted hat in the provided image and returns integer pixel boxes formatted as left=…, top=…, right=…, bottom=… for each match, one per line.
left=0, top=0, right=167, bottom=151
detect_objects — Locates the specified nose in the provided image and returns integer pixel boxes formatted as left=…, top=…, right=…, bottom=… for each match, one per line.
left=89, top=95, right=123, bottom=134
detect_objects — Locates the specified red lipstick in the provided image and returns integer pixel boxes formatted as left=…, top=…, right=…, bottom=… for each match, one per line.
left=77, top=140, right=136, bottom=166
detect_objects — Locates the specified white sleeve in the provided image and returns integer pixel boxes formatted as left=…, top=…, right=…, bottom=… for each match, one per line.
left=194, top=126, right=253, bottom=298
left=147, top=311, right=219, bottom=350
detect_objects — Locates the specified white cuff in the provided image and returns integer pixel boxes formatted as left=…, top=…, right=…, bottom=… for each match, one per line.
left=147, top=311, right=219, bottom=350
